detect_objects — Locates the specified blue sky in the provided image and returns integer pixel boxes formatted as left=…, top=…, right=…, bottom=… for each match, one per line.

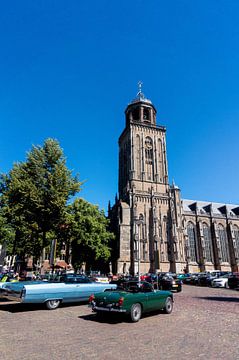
left=1, top=1, right=239, bottom=211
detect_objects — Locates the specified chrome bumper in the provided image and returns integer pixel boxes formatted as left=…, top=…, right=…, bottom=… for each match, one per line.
left=91, top=303, right=126, bottom=313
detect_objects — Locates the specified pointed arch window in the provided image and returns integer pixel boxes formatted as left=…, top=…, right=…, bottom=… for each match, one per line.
left=218, top=224, right=229, bottom=263
left=145, top=136, right=154, bottom=181
left=143, top=107, right=150, bottom=121
left=233, top=225, right=239, bottom=258
left=187, top=222, right=197, bottom=262
left=136, top=135, right=141, bottom=179
left=202, top=223, right=213, bottom=263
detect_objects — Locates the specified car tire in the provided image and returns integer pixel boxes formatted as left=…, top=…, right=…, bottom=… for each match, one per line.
left=45, top=299, right=61, bottom=310
left=130, top=303, right=142, bottom=322
left=163, top=297, right=173, bottom=314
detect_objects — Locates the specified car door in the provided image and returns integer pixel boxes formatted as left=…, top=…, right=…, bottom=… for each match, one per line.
left=144, top=289, right=166, bottom=311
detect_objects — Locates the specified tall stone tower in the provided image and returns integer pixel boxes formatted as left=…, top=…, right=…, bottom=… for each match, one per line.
left=109, top=84, right=186, bottom=275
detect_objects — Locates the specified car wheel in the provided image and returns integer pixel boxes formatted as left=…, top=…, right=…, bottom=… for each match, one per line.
left=163, top=297, right=173, bottom=314
left=177, top=287, right=182, bottom=293
left=130, top=303, right=142, bottom=322
left=45, top=299, right=61, bottom=310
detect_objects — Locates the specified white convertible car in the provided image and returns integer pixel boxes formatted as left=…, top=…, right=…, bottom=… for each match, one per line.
left=0, top=275, right=117, bottom=309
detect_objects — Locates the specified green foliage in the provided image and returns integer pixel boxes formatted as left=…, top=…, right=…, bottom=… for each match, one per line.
left=0, top=138, right=113, bottom=271
left=0, top=138, right=81, bottom=261
left=65, top=198, right=114, bottom=269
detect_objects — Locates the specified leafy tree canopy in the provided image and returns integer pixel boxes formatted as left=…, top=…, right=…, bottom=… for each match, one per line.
left=67, top=198, right=114, bottom=269
left=0, top=138, right=82, bottom=258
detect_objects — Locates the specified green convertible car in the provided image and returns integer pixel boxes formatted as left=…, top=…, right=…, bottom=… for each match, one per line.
left=89, top=281, right=173, bottom=322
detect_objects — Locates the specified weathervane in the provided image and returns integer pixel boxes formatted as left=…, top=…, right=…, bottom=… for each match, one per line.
left=137, top=80, right=144, bottom=99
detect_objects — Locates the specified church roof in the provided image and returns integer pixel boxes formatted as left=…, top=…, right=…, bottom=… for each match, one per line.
left=182, top=199, right=239, bottom=216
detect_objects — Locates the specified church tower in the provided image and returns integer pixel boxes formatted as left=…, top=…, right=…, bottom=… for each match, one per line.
left=110, top=84, right=186, bottom=275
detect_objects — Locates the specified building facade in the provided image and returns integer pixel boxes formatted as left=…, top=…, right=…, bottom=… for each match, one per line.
left=109, top=88, right=239, bottom=275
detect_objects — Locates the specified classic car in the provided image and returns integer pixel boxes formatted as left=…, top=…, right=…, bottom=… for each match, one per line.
left=0, top=274, right=19, bottom=288
left=0, top=275, right=117, bottom=309
left=89, top=280, right=173, bottom=322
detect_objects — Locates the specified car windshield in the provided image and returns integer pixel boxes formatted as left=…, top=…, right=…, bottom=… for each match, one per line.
left=124, top=282, right=153, bottom=293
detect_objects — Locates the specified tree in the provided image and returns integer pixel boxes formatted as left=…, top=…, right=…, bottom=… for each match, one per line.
left=63, top=198, right=114, bottom=271
left=0, top=138, right=81, bottom=266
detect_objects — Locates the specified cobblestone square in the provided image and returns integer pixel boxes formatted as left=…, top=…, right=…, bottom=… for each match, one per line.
left=0, top=285, right=238, bottom=360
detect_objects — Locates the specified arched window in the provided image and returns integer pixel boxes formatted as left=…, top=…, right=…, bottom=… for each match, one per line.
left=157, top=139, right=163, bottom=181
left=218, top=224, right=229, bottom=263
left=187, top=222, right=197, bottom=262
left=145, top=136, right=154, bottom=181
left=202, top=223, right=213, bottom=263
left=132, top=108, right=139, bottom=120
left=233, top=225, right=239, bottom=257
left=136, top=135, right=141, bottom=179
left=143, top=107, right=150, bottom=121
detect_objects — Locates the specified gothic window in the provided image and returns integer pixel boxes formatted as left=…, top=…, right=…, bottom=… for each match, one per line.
left=202, top=223, right=213, bottom=263
left=187, top=222, right=197, bottom=262
left=145, top=136, right=154, bottom=181
left=132, top=108, right=139, bottom=120
left=143, top=108, right=150, bottom=121
left=136, top=135, right=141, bottom=179
left=158, top=139, right=163, bottom=181
left=217, top=224, right=230, bottom=263
left=233, top=225, right=239, bottom=257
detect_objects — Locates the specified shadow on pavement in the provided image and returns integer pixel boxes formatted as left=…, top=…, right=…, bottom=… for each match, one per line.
left=79, top=313, right=127, bottom=324
left=195, top=296, right=239, bottom=303
left=0, top=301, right=46, bottom=313
left=0, top=299, right=88, bottom=313
left=79, top=309, right=166, bottom=324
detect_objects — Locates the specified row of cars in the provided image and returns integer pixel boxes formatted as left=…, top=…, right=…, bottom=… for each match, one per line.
left=0, top=273, right=174, bottom=322
left=180, top=271, right=239, bottom=289
left=110, top=272, right=182, bottom=293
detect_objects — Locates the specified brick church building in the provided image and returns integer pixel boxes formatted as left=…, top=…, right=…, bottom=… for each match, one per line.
left=109, top=85, right=239, bottom=275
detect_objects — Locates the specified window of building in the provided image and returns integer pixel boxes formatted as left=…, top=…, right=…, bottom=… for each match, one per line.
left=145, top=136, right=154, bottom=180
left=233, top=225, right=239, bottom=257
left=218, top=224, right=230, bottom=263
left=132, top=108, right=139, bottom=120
left=202, top=223, right=214, bottom=263
left=143, top=108, right=150, bottom=121
left=187, top=222, right=197, bottom=262
left=136, top=135, right=141, bottom=179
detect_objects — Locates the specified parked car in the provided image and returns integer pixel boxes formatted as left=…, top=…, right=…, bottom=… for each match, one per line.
left=183, top=273, right=200, bottom=285
left=157, top=273, right=182, bottom=292
left=228, top=273, right=239, bottom=289
left=198, top=271, right=227, bottom=287
left=89, top=280, right=174, bottom=322
left=211, top=274, right=231, bottom=288
left=91, top=275, right=109, bottom=283
left=0, top=275, right=117, bottom=309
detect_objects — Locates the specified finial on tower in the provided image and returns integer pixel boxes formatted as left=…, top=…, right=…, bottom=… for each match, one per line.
left=137, top=80, right=145, bottom=99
